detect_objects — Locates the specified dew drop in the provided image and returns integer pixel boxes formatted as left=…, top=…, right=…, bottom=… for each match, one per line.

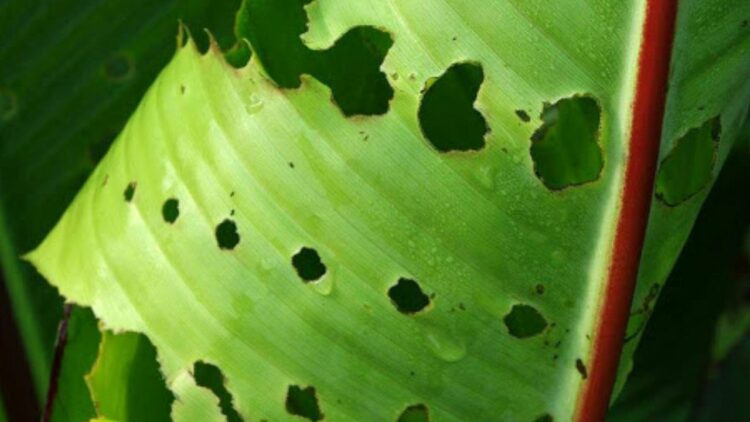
left=310, top=265, right=336, bottom=296
left=245, top=94, right=264, bottom=114
left=424, top=326, right=466, bottom=362
left=476, top=164, right=496, bottom=190
left=259, top=257, right=274, bottom=272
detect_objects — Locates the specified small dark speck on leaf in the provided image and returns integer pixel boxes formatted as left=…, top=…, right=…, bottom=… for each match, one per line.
left=516, top=109, right=531, bottom=122
left=162, top=198, right=180, bottom=224
left=535, top=284, right=545, bottom=295
left=124, top=182, right=136, bottom=202
left=289, top=162, right=295, bottom=169
left=576, top=359, right=588, bottom=379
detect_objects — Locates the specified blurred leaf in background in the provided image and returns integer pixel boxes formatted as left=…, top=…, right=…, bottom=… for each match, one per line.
left=609, top=117, right=750, bottom=421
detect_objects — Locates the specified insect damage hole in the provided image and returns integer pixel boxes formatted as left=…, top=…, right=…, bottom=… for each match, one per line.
left=397, top=404, right=429, bottom=422
left=193, top=361, right=243, bottom=422
left=237, top=0, right=393, bottom=116
left=515, top=109, right=531, bottom=123
left=418, top=62, right=488, bottom=152
left=533, top=414, right=554, bottom=422
left=162, top=198, right=180, bottom=224
left=655, top=118, right=719, bottom=206
left=123, top=182, right=137, bottom=202
left=318, top=27, right=395, bottom=116
left=286, top=385, right=323, bottom=421
left=215, top=219, right=240, bottom=250
left=291, top=247, right=327, bottom=282
left=388, top=278, right=431, bottom=314
left=503, top=304, right=548, bottom=338
left=530, top=96, right=603, bottom=190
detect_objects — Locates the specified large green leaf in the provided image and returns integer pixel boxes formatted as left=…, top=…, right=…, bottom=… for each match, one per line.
left=27, top=0, right=750, bottom=420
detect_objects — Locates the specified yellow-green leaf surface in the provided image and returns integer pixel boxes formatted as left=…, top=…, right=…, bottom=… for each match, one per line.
left=29, top=0, right=750, bottom=420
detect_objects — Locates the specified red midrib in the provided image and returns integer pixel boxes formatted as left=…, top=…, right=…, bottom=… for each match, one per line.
left=575, top=1, right=679, bottom=421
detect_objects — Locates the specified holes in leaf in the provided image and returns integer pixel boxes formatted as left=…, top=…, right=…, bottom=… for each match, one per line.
left=286, top=385, right=323, bottom=421
left=418, top=62, right=488, bottom=152
left=397, top=404, right=429, bottom=422
left=162, top=198, right=180, bottom=224
left=575, top=358, right=588, bottom=379
left=236, top=0, right=393, bottom=116
left=123, top=182, right=137, bottom=202
left=516, top=109, right=531, bottom=123
left=533, top=414, right=554, bottom=422
left=291, top=247, right=327, bottom=282
left=317, top=27, right=394, bottom=116
left=216, top=219, right=240, bottom=250
left=103, top=52, right=134, bottom=82
left=655, top=118, right=719, bottom=206
left=388, top=278, right=430, bottom=315
left=503, top=304, right=548, bottom=338
left=530, top=96, right=603, bottom=190
left=194, top=361, right=243, bottom=422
